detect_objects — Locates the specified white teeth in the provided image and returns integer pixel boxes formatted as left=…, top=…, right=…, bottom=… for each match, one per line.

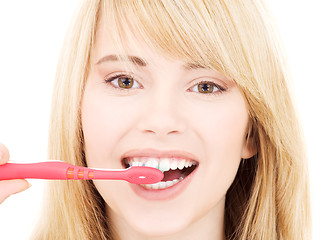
left=165, top=181, right=172, bottom=188
left=126, top=157, right=197, bottom=171
left=185, top=161, right=189, bottom=168
left=141, top=178, right=183, bottom=190
left=159, top=182, right=167, bottom=189
left=145, top=160, right=152, bottom=167
left=178, top=159, right=185, bottom=170
left=159, top=158, right=171, bottom=172
left=151, top=183, right=159, bottom=190
left=170, top=160, right=177, bottom=170
left=145, top=158, right=159, bottom=169
left=186, top=161, right=192, bottom=168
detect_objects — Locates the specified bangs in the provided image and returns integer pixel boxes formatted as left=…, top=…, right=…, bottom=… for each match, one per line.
left=100, top=0, right=233, bottom=75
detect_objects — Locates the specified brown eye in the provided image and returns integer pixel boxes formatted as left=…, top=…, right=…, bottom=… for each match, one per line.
left=190, top=81, right=225, bottom=94
left=118, top=76, right=134, bottom=89
left=105, top=74, right=141, bottom=89
left=198, top=83, right=214, bottom=93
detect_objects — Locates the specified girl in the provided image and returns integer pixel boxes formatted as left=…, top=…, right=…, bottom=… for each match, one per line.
left=0, top=0, right=311, bottom=239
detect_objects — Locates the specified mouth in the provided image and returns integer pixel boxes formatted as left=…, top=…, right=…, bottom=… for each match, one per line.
left=122, top=157, right=198, bottom=190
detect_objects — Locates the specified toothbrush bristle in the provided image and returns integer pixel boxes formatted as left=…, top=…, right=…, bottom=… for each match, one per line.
left=127, top=166, right=164, bottom=184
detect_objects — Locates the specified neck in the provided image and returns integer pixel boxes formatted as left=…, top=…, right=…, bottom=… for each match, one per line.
left=108, top=200, right=225, bottom=240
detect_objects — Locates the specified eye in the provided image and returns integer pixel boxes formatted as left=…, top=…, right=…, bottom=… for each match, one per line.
left=104, top=74, right=142, bottom=89
left=190, top=81, right=226, bottom=94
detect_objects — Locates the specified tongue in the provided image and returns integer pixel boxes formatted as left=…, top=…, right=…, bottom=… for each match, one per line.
left=162, top=169, right=182, bottom=182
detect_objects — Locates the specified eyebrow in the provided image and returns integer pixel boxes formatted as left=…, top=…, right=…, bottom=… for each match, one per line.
left=96, top=55, right=147, bottom=66
left=183, top=62, right=207, bottom=70
left=96, top=54, right=206, bottom=70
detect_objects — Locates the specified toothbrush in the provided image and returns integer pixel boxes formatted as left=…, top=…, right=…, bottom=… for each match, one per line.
left=0, top=161, right=164, bottom=184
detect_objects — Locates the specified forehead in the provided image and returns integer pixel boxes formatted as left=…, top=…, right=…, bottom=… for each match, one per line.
left=91, top=17, right=157, bottom=63
left=91, top=17, right=209, bottom=71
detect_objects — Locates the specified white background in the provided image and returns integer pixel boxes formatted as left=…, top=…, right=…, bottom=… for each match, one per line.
left=0, top=1, right=330, bottom=239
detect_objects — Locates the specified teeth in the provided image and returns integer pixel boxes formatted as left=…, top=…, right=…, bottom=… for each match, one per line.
left=141, top=177, right=184, bottom=190
left=152, top=183, right=159, bottom=190
left=185, top=161, right=193, bottom=168
left=159, top=182, right=167, bottom=189
left=124, top=157, right=197, bottom=189
left=170, top=160, right=177, bottom=170
left=185, top=161, right=189, bottom=168
left=125, top=157, right=197, bottom=172
left=178, top=159, right=185, bottom=170
left=144, top=158, right=159, bottom=169
left=159, top=158, right=170, bottom=172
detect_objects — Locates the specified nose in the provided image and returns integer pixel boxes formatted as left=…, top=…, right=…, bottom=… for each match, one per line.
left=136, top=92, right=187, bottom=137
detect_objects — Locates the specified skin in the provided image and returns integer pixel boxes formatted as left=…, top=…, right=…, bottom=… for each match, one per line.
left=0, top=143, right=30, bottom=204
left=81, top=19, right=255, bottom=240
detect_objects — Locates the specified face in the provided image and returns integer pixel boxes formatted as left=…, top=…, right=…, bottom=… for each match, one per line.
left=81, top=20, right=254, bottom=238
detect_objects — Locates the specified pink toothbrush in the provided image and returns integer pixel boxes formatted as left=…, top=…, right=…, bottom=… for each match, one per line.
left=0, top=161, right=164, bottom=184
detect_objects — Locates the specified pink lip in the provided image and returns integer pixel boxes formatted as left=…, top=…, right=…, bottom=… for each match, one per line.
left=120, top=148, right=199, bottom=162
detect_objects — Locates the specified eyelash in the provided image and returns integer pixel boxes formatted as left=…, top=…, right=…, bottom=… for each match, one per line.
left=104, top=73, right=142, bottom=90
left=104, top=73, right=226, bottom=95
left=189, top=81, right=226, bottom=95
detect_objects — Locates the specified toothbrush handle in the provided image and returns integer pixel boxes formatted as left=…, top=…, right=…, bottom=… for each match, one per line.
left=0, top=162, right=82, bottom=180
left=0, top=162, right=163, bottom=184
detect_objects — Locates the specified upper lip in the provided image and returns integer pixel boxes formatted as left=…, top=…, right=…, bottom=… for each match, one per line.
left=120, top=148, right=199, bottom=162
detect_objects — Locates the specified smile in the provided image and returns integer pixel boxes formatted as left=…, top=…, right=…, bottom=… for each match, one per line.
left=122, top=157, right=198, bottom=190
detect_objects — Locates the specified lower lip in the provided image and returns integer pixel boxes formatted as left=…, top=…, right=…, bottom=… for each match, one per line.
left=130, top=167, right=198, bottom=201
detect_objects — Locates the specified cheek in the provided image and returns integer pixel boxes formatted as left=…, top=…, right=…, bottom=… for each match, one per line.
left=190, top=93, right=249, bottom=201
left=192, top=95, right=249, bottom=160
left=80, top=85, right=134, bottom=169
left=80, top=85, right=139, bottom=217
left=209, top=106, right=248, bottom=158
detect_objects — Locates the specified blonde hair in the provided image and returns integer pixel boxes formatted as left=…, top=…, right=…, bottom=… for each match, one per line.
left=31, top=0, right=311, bottom=239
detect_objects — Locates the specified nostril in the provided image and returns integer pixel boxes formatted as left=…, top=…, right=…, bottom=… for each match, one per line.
left=144, top=129, right=156, bottom=134
left=142, top=129, right=182, bottom=137
left=167, top=130, right=180, bottom=135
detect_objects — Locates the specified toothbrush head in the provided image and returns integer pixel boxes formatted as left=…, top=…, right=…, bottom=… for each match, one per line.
left=125, top=166, right=164, bottom=184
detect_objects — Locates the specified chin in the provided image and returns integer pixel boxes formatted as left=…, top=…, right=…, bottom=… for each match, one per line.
left=106, top=194, right=197, bottom=238
left=124, top=209, right=192, bottom=238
